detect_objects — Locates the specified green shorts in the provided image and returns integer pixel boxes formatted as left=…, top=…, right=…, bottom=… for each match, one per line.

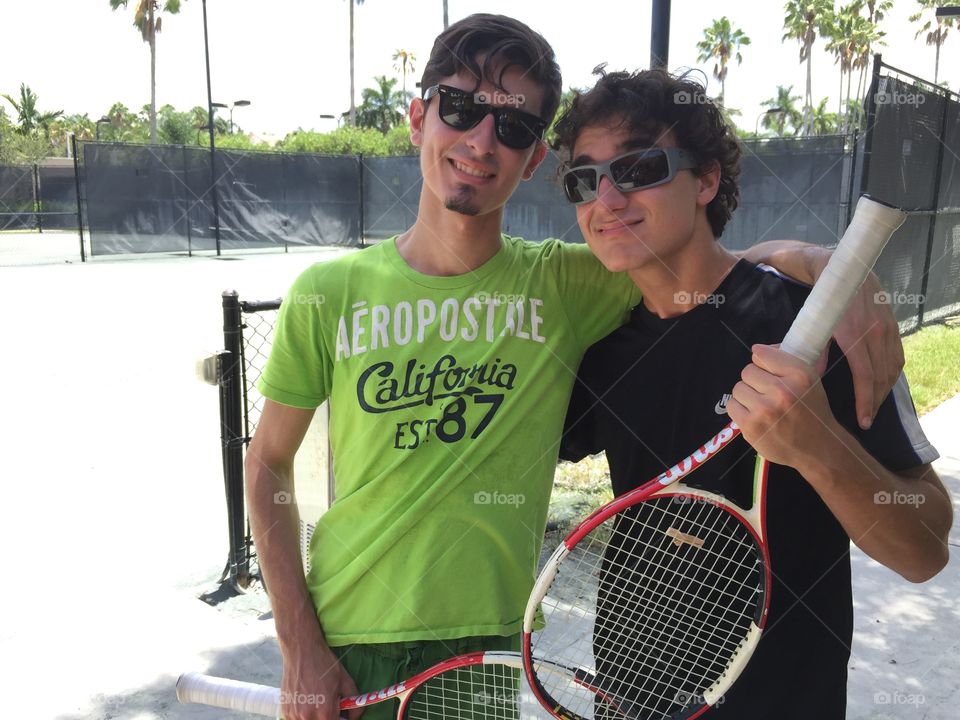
left=332, top=634, right=521, bottom=720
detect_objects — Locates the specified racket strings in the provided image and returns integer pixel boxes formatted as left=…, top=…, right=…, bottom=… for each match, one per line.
left=589, top=500, right=755, bottom=714
left=598, top=501, right=758, bottom=714
left=531, top=496, right=765, bottom=719
left=403, top=664, right=542, bottom=720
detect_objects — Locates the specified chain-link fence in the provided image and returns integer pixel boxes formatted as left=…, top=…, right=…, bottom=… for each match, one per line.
left=0, top=161, right=79, bottom=231
left=205, top=292, right=333, bottom=593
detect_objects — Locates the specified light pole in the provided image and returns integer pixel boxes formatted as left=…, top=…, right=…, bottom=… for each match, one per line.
left=95, top=116, right=111, bottom=141
left=212, top=99, right=251, bottom=134
left=755, top=107, right=785, bottom=137
left=201, top=0, right=222, bottom=255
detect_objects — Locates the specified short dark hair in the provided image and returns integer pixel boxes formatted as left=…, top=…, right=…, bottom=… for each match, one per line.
left=553, top=69, right=741, bottom=238
left=420, top=14, right=563, bottom=124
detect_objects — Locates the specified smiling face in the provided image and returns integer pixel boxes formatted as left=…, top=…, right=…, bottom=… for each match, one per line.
left=572, top=121, right=718, bottom=274
left=409, top=64, right=547, bottom=218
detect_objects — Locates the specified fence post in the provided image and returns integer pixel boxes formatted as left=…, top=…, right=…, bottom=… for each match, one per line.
left=33, top=164, right=43, bottom=233
left=916, top=91, right=950, bottom=327
left=71, top=135, right=86, bottom=262
left=859, top=54, right=883, bottom=197
left=220, top=290, right=250, bottom=588
left=357, top=153, right=365, bottom=247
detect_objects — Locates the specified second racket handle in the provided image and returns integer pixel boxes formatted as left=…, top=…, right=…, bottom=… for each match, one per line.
left=780, top=195, right=906, bottom=364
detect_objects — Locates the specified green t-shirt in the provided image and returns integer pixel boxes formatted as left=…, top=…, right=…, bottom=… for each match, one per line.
left=259, top=235, right=638, bottom=645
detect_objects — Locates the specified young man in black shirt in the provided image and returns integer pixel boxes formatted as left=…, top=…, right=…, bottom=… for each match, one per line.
left=555, top=69, right=952, bottom=719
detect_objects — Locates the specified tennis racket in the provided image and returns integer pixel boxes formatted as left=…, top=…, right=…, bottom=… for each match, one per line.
left=522, top=194, right=907, bottom=720
left=177, top=651, right=611, bottom=719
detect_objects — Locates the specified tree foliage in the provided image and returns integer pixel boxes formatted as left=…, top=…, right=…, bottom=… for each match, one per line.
left=356, top=75, right=409, bottom=134
left=108, top=0, right=186, bottom=144
left=696, top=17, right=751, bottom=104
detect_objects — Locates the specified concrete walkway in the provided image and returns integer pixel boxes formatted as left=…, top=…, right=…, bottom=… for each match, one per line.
left=0, top=244, right=956, bottom=719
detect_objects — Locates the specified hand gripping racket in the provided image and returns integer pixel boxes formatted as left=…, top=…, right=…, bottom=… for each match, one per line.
left=521, top=195, right=906, bottom=720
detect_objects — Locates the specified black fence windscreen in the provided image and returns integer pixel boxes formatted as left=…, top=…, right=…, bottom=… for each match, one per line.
left=0, top=163, right=78, bottom=231
left=0, top=165, right=34, bottom=231
left=724, top=135, right=852, bottom=251
left=82, top=143, right=361, bottom=255
left=862, top=63, right=960, bottom=329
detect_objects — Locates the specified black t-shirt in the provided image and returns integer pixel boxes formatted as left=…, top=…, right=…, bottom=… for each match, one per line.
left=561, top=260, right=937, bottom=720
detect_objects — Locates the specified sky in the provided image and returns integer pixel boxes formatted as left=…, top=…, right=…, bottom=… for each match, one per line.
left=1, top=0, right=957, bottom=142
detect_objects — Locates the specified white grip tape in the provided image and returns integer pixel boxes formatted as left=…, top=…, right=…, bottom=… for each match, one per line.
left=780, top=196, right=906, bottom=364
left=176, top=672, right=281, bottom=717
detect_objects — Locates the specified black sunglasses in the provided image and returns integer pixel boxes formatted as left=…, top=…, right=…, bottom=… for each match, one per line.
left=562, top=147, right=699, bottom=204
left=422, top=84, right=548, bottom=150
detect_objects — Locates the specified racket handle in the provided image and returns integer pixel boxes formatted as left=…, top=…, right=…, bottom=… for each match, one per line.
left=780, top=195, right=906, bottom=364
left=177, top=672, right=281, bottom=717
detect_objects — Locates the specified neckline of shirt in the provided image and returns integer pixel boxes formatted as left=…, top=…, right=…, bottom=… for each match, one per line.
left=630, top=259, right=756, bottom=333
left=382, top=234, right=514, bottom=289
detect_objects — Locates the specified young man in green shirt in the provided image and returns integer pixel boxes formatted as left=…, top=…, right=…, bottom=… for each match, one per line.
left=246, top=14, right=904, bottom=720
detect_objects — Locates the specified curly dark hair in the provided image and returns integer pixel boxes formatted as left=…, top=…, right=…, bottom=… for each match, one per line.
left=552, top=69, right=741, bottom=238
left=420, top=14, right=563, bottom=124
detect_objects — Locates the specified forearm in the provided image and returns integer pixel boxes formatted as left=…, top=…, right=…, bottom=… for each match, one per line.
left=796, top=427, right=952, bottom=582
left=738, top=240, right=828, bottom=284
left=245, top=451, right=328, bottom=655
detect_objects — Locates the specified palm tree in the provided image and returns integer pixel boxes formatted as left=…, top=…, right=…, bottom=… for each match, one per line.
left=99, top=102, right=149, bottom=142
left=909, top=0, right=956, bottom=85
left=825, top=4, right=856, bottom=117
left=696, top=17, right=751, bottom=106
left=1, top=83, right=63, bottom=136
left=356, top=75, right=407, bottom=133
left=761, top=85, right=803, bottom=136
left=863, top=0, right=892, bottom=51
left=824, top=3, right=884, bottom=131
left=109, top=0, right=185, bottom=145
left=810, top=97, right=839, bottom=134
left=849, top=18, right=885, bottom=127
left=392, top=49, right=417, bottom=99
left=783, top=0, right=833, bottom=135
left=348, top=0, right=367, bottom=127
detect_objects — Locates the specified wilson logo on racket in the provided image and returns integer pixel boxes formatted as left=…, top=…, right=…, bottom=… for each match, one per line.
left=656, top=423, right=738, bottom=485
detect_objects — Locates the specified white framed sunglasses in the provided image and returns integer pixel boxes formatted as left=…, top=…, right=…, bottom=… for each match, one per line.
left=562, top=147, right=699, bottom=204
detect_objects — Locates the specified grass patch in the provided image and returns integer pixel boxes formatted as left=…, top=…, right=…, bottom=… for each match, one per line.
left=903, top=319, right=960, bottom=415
left=549, top=454, right=612, bottom=532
